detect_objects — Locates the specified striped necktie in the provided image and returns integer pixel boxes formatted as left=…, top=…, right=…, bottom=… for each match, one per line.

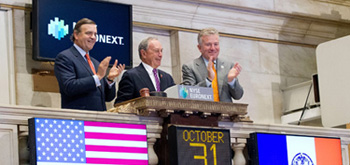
left=152, top=68, right=161, bottom=91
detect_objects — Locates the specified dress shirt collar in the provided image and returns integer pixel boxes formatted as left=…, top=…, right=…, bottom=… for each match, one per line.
left=201, top=56, right=217, bottom=67
left=74, top=44, right=89, bottom=59
left=142, top=62, right=158, bottom=75
left=142, top=62, right=159, bottom=90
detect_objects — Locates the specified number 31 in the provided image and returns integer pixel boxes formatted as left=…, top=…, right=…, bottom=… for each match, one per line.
left=190, top=143, right=217, bottom=165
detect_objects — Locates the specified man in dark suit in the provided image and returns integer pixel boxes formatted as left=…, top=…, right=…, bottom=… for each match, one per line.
left=54, top=18, right=125, bottom=111
left=182, top=27, right=243, bottom=102
left=115, top=37, right=175, bottom=104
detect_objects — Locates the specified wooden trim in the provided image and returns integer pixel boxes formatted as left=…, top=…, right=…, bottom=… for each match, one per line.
left=0, top=4, right=30, bottom=11
left=315, top=0, right=350, bottom=7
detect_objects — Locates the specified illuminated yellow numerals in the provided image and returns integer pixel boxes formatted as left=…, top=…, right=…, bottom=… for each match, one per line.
left=190, top=143, right=207, bottom=165
left=210, top=144, right=217, bottom=165
left=190, top=143, right=217, bottom=165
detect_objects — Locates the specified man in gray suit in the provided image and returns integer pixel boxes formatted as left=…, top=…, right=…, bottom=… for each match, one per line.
left=182, top=27, right=244, bottom=102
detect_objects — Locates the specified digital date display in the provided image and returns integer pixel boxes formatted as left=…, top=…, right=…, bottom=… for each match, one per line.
left=168, top=126, right=232, bottom=165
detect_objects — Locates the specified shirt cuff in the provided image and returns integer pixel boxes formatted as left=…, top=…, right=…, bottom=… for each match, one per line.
left=93, top=75, right=101, bottom=87
left=228, top=78, right=236, bottom=88
left=206, top=78, right=212, bottom=87
left=106, top=78, right=115, bottom=88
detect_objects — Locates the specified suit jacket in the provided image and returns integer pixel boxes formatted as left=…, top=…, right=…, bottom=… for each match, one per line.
left=54, top=46, right=116, bottom=111
left=182, top=56, right=243, bottom=102
left=115, top=63, right=175, bottom=104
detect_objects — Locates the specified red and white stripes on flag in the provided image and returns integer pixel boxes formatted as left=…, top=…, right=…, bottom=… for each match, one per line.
left=84, top=121, right=148, bottom=165
left=33, top=118, right=148, bottom=165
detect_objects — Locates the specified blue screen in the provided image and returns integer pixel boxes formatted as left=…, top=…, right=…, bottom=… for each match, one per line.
left=32, top=0, right=132, bottom=68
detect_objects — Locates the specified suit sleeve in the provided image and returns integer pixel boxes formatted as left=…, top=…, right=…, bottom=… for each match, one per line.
left=104, top=79, right=116, bottom=102
left=54, top=53, right=96, bottom=97
left=227, top=62, right=244, bottom=100
left=182, top=63, right=206, bottom=87
left=165, top=72, right=176, bottom=88
left=170, top=76, right=176, bottom=87
left=114, top=72, right=135, bottom=104
left=228, top=78, right=244, bottom=100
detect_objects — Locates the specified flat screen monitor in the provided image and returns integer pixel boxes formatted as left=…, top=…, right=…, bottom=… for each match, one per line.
left=168, top=125, right=232, bottom=165
left=248, top=132, right=342, bottom=165
left=32, top=0, right=132, bottom=68
left=28, top=117, right=148, bottom=165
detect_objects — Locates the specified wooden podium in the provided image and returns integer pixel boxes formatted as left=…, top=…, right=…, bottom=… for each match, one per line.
left=109, top=96, right=249, bottom=165
left=111, top=96, right=248, bottom=122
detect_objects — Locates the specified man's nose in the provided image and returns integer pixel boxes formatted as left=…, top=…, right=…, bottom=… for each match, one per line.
left=157, top=50, right=163, bottom=56
left=209, top=43, right=217, bottom=48
left=91, top=34, right=97, bottom=39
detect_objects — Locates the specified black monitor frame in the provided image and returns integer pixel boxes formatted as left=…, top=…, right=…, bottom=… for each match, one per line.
left=32, top=0, right=133, bottom=68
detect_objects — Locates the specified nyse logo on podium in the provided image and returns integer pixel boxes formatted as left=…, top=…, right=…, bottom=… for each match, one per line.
left=178, top=85, right=214, bottom=101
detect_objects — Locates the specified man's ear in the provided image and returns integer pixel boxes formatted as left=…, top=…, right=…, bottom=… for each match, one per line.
left=140, top=49, right=146, bottom=59
left=73, top=31, right=79, bottom=40
left=197, top=44, right=201, bottom=52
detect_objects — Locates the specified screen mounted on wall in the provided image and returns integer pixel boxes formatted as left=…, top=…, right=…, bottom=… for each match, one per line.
left=32, top=0, right=132, bottom=68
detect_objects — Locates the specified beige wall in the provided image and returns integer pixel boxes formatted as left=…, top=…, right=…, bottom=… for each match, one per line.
left=176, top=31, right=317, bottom=123
left=2, top=0, right=350, bottom=125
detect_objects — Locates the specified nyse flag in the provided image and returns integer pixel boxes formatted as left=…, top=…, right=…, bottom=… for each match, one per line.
left=257, top=133, right=342, bottom=165
left=30, top=118, right=148, bottom=165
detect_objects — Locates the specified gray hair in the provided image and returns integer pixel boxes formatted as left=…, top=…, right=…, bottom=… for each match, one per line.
left=197, top=27, right=219, bottom=44
left=138, top=37, right=158, bottom=59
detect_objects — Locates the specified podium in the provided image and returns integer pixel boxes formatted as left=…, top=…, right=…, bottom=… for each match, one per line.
left=111, top=96, right=248, bottom=124
left=110, top=96, right=249, bottom=165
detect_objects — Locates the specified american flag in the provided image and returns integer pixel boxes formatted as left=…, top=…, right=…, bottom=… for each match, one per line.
left=32, top=118, right=148, bottom=165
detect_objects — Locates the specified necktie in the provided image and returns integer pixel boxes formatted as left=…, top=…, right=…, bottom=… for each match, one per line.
left=212, top=64, right=220, bottom=102
left=153, top=68, right=161, bottom=91
left=85, top=53, right=96, bottom=75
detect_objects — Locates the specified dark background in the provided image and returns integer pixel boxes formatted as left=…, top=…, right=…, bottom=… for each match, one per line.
left=32, top=0, right=132, bottom=68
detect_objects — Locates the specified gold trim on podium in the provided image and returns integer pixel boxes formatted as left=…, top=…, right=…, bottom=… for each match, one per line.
left=109, top=96, right=250, bottom=122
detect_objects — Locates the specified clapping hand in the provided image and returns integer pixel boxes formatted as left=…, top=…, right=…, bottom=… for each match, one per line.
left=206, top=56, right=216, bottom=81
left=227, top=62, right=242, bottom=82
left=107, top=59, right=125, bottom=81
